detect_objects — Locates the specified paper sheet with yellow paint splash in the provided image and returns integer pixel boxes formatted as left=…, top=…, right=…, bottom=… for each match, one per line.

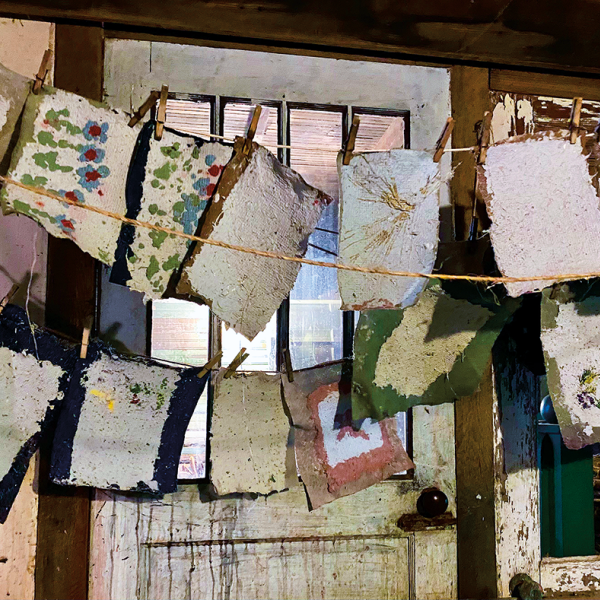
left=50, top=342, right=209, bottom=493
left=337, top=150, right=441, bottom=310
left=210, top=370, right=294, bottom=496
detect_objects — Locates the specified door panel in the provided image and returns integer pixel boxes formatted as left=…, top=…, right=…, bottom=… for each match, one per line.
left=141, top=536, right=409, bottom=600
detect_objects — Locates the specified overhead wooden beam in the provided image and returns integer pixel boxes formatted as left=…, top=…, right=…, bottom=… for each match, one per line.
left=4, top=1, right=600, bottom=74
left=491, top=69, right=600, bottom=101
left=35, top=23, right=104, bottom=600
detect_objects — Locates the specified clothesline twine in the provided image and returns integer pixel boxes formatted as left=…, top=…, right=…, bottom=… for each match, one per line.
left=1, top=174, right=598, bottom=286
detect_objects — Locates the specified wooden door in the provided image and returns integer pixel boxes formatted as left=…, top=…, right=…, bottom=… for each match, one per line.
left=89, top=404, right=456, bottom=600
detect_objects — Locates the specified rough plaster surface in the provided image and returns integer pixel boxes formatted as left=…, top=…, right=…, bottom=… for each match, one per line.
left=282, top=363, right=414, bottom=509
left=0, top=347, right=63, bottom=478
left=210, top=370, right=289, bottom=495
left=1, top=87, right=140, bottom=264
left=374, top=287, right=492, bottom=397
left=482, top=132, right=600, bottom=296
left=541, top=294, right=600, bottom=449
left=118, top=129, right=232, bottom=299
left=338, top=149, right=441, bottom=310
left=178, top=139, right=330, bottom=340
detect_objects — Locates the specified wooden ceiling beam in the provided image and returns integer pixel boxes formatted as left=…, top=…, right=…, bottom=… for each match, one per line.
left=3, top=0, right=600, bottom=74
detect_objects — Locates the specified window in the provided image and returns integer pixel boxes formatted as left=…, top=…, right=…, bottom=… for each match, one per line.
left=150, top=94, right=411, bottom=479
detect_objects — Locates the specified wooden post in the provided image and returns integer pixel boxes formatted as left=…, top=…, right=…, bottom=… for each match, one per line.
left=450, top=66, right=491, bottom=241
left=35, top=23, right=104, bottom=600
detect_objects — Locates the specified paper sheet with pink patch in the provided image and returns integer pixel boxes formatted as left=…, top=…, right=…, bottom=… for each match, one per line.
left=282, top=363, right=413, bottom=509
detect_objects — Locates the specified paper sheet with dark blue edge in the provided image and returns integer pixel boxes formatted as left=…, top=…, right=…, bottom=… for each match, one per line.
left=110, top=123, right=234, bottom=299
left=0, top=304, right=77, bottom=523
left=51, top=340, right=209, bottom=494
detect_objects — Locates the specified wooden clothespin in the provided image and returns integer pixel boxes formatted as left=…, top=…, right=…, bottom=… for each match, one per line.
left=242, top=105, right=263, bottom=155
left=80, top=317, right=93, bottom=360
left=282, top=348, right=294, bottom=382
left=129, top=90, right=160, bottom=127
left=197, top=351, right=223, bottom=379
left=477, top=111, right=493, bottom=164
left=433, top=117, right=455, bottom=163
left=0, top=284, right=18, bottom=316
left=32, top=49, right=52, bottom=95
left=154, top=85, right=169, bottom=141
left=224, top=347, right=249, bottom=378
left=570, top=97, right=583, bottom=144
left=342, top=115, right=360, bottom=165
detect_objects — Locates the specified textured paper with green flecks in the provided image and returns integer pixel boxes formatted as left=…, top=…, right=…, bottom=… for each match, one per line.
left=0, top=62, right=31, bottom=167
left=541, top=285, right=600, bottom=450
left=126, top=130, right=232, bottom=298
left=352, top=281, right=520, bottom=420
left=0, top=87, right=140, bottom=264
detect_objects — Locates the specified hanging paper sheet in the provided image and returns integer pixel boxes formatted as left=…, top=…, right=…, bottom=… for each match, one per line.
left=0, top=304, right=76, bottom=523
left=51, top=343, right=208, bottom=493
left=111, top=125, right=233, bottom=298
left=0, top=62, right=31, bottom=168
left=338, top=149, right=441, bottom=310
left=177, top=138, right=331, bottom=340
left=0, top=87, right=140, bottom=264
left=541, top=283, right=600, bottom=449
left=210, top=370, right=293, bottom=495
left=479, top=131, right=600, bottom=297
left=282, top=362, right=413, bottom=509
left=352, top=281, right=519, bottom=420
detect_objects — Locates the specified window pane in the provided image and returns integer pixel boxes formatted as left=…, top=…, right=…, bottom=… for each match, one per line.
left=165, top=98, right=212, bottom=137
left=223, top=102, right=279, bottom=155
left=353, top=113, right=406, bottom=153
left=221, top=313, right=277, bottom=372
left=289, top=108, right=343, bottom=369
left=151, top=299, right=209, bottom=479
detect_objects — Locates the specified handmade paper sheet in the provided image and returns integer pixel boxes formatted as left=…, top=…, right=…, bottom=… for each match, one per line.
left=283, top=362, right=413, bottom=509
left=111, top=126, right=233, bottom=298
left=51, top=343, right=209, bottom=493
left=0, top=304, right=76, bottom=523
left=0, top=62, right=31, bottom=167
left=178, top=138, right=331, bottom=340
left=210, top=370, right=291, bottom=495
left=541, top=285, right=600, bottom=449
left=352, top=281, right=519, bottom=420
left=338, top=150, right=441, bottom=310
left=480, top=131, right=600, bottom=297
left=1, top=87, right=140, bottom=264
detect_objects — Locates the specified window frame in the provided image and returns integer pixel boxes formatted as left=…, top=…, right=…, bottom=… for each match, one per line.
left=147, top=92, right=414, bottom=482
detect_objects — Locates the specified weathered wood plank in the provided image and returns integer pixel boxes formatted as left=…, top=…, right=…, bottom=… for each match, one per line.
left=450, top=66, right=490, bottom=241
left=455, top=361, right=498, bottom=599
left=491, top=69, right=600, bottom=102
left=541, top=556, right=600, bottom=597
left=35, top=23, right=104, bottom=600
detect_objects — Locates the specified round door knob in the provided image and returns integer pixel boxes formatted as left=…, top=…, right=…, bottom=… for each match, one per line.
left=417, top=487, right=448, bottom=518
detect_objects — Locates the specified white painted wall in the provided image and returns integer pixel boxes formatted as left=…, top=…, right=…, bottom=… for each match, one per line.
left=0, top=19, right=53, bottom=325
left=0, top=18, right=54, bottom=600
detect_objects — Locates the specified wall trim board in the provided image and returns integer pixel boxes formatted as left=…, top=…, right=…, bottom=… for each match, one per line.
left=34, top=23, right=104, bottom=600
left=491, top=69, right=600, bottom=101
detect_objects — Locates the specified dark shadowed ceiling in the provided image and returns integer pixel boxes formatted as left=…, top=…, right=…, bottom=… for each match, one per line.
left=2, top=0, right=600, bottom=74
